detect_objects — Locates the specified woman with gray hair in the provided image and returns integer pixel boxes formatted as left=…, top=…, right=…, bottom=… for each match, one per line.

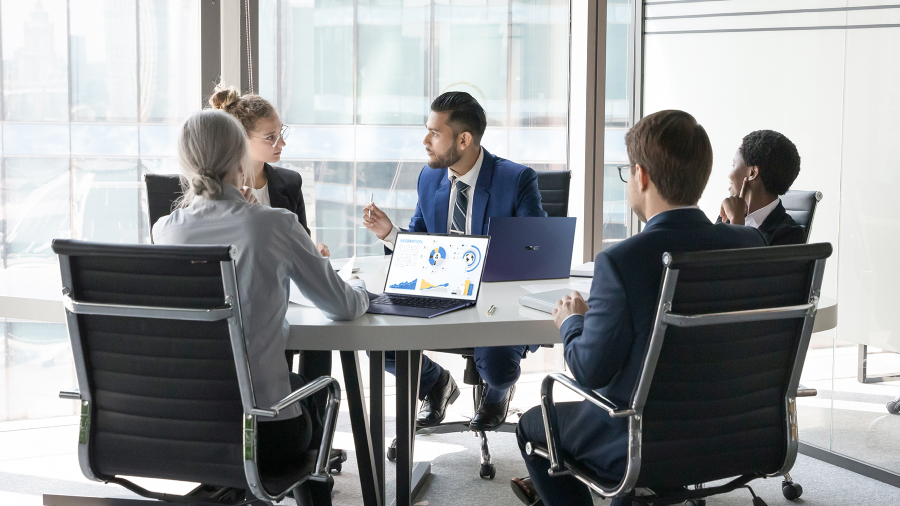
left=153, top=109, right=368, bottom=504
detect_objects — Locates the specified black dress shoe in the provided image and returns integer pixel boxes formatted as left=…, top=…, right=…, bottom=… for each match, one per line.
left=416, top=370, right=460, bottom=428
left=511, top=477, right=543, bottom=506
left=470, top=385, right=515, bottom=431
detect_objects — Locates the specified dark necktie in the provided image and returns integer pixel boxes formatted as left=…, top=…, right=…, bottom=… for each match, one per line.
left=451, top=179, right=469, bottom=235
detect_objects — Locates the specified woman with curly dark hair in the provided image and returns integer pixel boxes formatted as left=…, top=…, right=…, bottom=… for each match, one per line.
left=718, top=129, right=806, bottom=245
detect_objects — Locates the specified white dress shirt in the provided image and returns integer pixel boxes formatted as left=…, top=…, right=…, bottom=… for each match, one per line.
left=152, top=184, right=368, bottom=420
left=382, top=147, right=485, bottom=250
left=744, top=198, right=780, bottom=229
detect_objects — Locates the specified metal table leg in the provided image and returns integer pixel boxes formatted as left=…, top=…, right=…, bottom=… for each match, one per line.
left=393, top=350, right=431, bottom=506
left=369, top=351, right=386, bottom=506
left=340, top=351, right=382, bottom=506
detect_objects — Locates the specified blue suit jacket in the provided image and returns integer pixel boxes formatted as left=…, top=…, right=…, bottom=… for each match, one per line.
left=404, top=148, right=547, bottom=235
left=556, top=208, right=766, bottom=480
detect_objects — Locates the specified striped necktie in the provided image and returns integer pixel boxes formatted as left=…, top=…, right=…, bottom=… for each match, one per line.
left=450, top=179, right=469, bottom=235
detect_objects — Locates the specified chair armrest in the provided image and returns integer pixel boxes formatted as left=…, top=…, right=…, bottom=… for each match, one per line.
left=250, top=376, right=342, bottom=479
left=796, top=383, right=817, bottom=397
left=59, top=389, right=81, bottom=400
left=540, top=374, right=636, bottom=476
left=250, top=376, right=340, bottom=418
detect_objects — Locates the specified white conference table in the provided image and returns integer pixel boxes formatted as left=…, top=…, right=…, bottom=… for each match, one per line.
left=0, top=256, right=838, bottom=506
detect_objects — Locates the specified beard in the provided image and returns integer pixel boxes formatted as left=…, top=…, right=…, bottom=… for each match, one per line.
left=428, top=143, right=463, bottom=169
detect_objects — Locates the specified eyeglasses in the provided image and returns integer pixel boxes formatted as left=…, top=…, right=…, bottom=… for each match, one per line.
left=253, top=125, right=290, bottom=148
left=616, top=164, right=634, bottom=183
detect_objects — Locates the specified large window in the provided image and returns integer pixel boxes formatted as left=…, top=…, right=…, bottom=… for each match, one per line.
left=0, top=0, right=199, bottom=420
left=259, top=0, right=570, bottom=259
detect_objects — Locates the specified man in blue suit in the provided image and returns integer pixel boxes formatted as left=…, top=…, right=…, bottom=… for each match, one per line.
left=511, top=110, right=767, bottom=506
left=364, top=91, right=547, bottom=430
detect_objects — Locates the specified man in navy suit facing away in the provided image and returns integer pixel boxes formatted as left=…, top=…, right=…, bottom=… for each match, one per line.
left=511, top=110, right=767, bottom=506
left=363, top=92, right=547, bottom=432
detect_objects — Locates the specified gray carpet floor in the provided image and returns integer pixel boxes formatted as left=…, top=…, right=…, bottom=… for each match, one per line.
left=321, top=413, right=900, bottom=506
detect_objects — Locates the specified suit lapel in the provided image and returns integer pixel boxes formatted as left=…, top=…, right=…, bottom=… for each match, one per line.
left=470, top=149, right=494, bottom=235
left=432, top=173, right=451, bottom=234
left=757, top=201, right=787, bottom=235
left=264, top=164, right=290, bottom=209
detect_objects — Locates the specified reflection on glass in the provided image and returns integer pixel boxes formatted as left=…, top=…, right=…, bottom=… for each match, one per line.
left=73, top=158, right=141, bottom=243
left=510, top=0, right=568, bottom=127
left=276, top=0, right=354, bottom=124
left=434, top=0, right=508, bottom=126
left=1, top=0, right=69, bottom=122
left=138, top=0, right=201, bottom=122
left=602, top=164, right=627, bottom=249
left=358, top=0, right=429, bottom=125
left=69, top=0, right=138, bottom=122
left=1, top=321, right=77, bottom=420
left=1, top=157, right=71, bottom=267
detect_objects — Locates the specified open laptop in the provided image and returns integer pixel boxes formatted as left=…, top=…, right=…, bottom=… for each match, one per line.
left=367, top=232, right=491, bottom=318
left=481, top=217, right=576, bottom=282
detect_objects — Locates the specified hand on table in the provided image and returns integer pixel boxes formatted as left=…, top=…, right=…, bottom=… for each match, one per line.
left=316, top=243, right=330, bottom=257
left=553, top=291, right=589, bottom=328
left=720, top=177, right=749, bottom=225
left=363, top=202, right=394, bottom=240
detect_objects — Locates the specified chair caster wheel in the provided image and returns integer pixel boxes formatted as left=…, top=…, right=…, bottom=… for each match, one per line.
left=887, top=400, right=900, bottom=414
left=328, top=449, right=347, bottom=474
left=782, top=481, right=803, bottom=500
left=386, top=438, right=397, bottom=462
left=479, top=463, right=496, bottom=479
left=685, top=500, right=706, bottom=506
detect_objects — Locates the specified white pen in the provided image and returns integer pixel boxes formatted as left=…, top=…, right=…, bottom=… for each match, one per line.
left=367, top=192, right=374, bottom=218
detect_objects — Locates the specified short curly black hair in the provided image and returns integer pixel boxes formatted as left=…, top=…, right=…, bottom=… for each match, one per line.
left=739, top=130, right=801, bottom=196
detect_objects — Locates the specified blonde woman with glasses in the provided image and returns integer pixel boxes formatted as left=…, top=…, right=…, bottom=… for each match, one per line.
left=153, top=110, right=368, bottom=504
left=209, top=84, right=330, bottom=257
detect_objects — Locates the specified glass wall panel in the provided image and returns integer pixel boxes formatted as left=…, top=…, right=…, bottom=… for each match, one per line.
left=260, top=0, right=571, bottom=262
left=1, top=0, right=68, bottom=122
left=69, top=0, right=138, bottom=122
left=357, top=0, right=429, bottom=125
left=0, top=0, right=200, bottom=422
left=434, top=0, right=508, bottom=126
left=642, top=0, right=900, bottom=479
left=601, top=0, right=633, bottom=249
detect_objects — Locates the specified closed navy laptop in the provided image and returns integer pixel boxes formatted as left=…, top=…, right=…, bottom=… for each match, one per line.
left=482, top=217, right=576, bottom=282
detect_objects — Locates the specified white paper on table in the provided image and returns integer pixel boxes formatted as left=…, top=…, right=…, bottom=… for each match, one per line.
left=337, top=255, right=356, bottom=281
left=521, top=278, right=592, bottom=294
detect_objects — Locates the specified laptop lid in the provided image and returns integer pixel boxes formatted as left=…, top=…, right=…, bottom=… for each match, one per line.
left=383, top=232, right=490, bottom=301
left=482, top=217, right=576, bottom=282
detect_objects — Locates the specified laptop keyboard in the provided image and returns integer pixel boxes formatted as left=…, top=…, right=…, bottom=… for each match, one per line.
left=371, top=294, right=463, bottom=309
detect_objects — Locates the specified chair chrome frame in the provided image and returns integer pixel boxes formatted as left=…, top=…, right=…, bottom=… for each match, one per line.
left=527, top=249, right=828, bottom=503
left=56, top=247, right=340, bottom=505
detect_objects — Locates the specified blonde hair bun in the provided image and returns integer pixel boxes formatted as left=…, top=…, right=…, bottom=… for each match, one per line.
left=208, top=84, right=241, bottom=110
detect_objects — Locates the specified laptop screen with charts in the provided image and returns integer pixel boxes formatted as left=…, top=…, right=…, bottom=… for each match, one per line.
left=367, top=232, right=490, bottom=318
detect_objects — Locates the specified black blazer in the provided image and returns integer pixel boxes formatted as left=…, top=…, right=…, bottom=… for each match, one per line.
left=555, top=209, right=766, bottom=481
left=717, top=201, right=806, bottom=246
left=265, top=164, right=310, bottom=235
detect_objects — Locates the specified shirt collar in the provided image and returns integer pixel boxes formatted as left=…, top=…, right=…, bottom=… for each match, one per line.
left=745, top=198, right=780, bottom=229
left=193, top=182, right=246, bottom=205
left=448, top=147, right=484, bottom=188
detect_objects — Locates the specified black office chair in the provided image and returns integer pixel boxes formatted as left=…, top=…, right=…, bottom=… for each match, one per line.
left=385, top=170, right=573, bottom=479
left=523, top=243, right=831, bottom=505
left=144, top=173, right=183, bottom=240
left=781, top=190, right=823, bottom=244
left=49, top=240, right=340, bottom=506
left=536, top=170, right=572, bottom=218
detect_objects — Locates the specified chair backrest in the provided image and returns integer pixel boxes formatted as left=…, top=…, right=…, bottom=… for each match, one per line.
left=780, top=190, right=822, bottom=243
left=51, top=239, right=257, bottom=490
left=144, top=174, right=183, bottom=239
left=536, top=170, right=571, bottom=218
left=630, top=243, right=831, bottom=490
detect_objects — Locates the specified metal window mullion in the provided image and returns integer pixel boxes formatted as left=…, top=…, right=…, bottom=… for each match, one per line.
left=626, top=0, right=645, bottom=239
